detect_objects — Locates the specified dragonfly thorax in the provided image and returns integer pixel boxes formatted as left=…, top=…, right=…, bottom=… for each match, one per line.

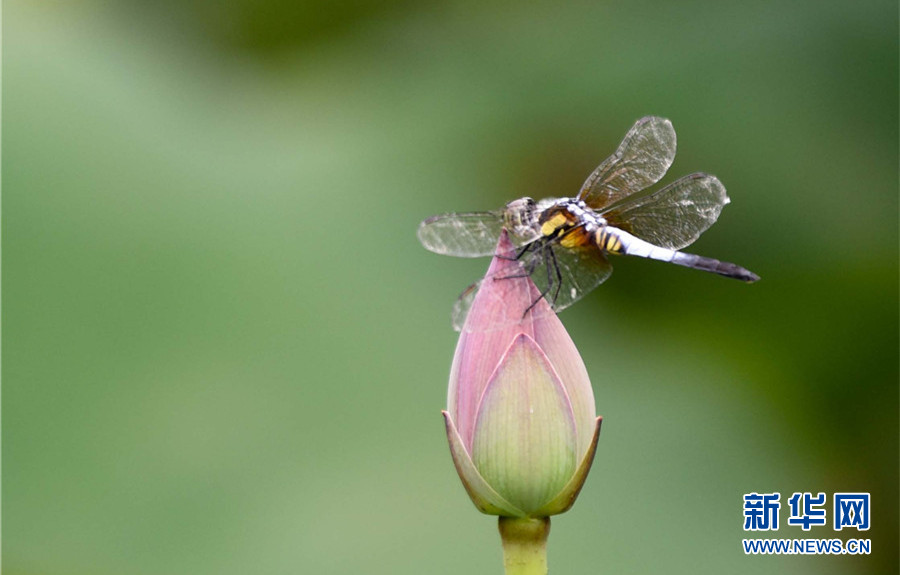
left=538, top=198, right=606, bottom=239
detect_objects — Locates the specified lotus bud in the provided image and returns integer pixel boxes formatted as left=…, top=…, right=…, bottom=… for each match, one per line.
left=443, top=231, right=602, bottom=522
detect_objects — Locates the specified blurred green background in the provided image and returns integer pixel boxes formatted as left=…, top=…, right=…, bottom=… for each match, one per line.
left=4, top=0, right=897, bottom=573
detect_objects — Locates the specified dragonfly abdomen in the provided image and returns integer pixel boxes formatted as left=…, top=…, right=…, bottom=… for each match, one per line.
left=670, top=252, right=760, bottom=282
left=597, top=227, right=675, bottom=260
left=604, top=227, right=759, bottom=282
left=593, top=226, right=624, bottom=253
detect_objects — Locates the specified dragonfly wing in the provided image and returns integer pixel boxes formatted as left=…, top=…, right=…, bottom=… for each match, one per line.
left=449, top=242, right=612, bottom=331
left=417, top=211, right=506, bottom=257
left=451, top=280, right=481, bottom=331
left=604, top=173, right=729, bottom=250
left=577, top=116, right=677, bottom=210
left=450, top=270, right=546, bottom=332
left=535, top=243, right=613, bottom=313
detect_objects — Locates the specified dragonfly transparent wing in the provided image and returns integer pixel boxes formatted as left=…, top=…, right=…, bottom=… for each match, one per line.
left=450, top=242, right=612, bottom=332
left=577, top=116, right=677, bottom=210
left=417, top=211, right=506, bottom=258
left=603, top=173, right=729, bottom=250
left=451, top=280, right=481, bottom=332
left=451, top=274, right=541, bottom=333
left=528, top=242, right=613, bottom=314
left=450, top=260, right=543, bottom=332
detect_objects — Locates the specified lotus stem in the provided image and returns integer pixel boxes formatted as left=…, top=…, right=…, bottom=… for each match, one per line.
left=498, top=517, right=550, bottom=575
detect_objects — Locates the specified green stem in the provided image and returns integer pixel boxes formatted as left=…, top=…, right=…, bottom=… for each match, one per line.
left=498, top=517, right=550, bottom=575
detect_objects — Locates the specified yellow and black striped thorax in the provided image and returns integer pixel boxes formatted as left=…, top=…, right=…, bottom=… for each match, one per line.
left=537, top=200, right=623, bottom=253
left=538, top=206, right=591, bottom=249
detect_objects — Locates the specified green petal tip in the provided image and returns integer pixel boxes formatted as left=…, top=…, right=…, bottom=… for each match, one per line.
left=534, top=416, right=603, bottom=517
left=443, top=410, right=526, bottom=517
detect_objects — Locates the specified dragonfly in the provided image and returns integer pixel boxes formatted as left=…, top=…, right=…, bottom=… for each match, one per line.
left=418, top=116, right=759, bottom=331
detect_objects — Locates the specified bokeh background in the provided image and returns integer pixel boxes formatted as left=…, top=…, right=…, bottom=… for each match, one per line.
left=5, top=0, right=897, bottom=573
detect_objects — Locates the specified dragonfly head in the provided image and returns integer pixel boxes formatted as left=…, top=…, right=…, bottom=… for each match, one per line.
left=503, top=197, right=538, bottom=237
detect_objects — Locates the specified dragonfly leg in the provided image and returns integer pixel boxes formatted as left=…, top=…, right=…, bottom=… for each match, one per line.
left=494, top=270, right=531, bottom=280
left=524, top=284, right=550, bottom=316
left=523, top=248, right=555, bottom=316
left=493, top=258, right=535, bottom=281
left=549, top=247, right=563, bottom=305
left=494, top=243, right=535, bottom=262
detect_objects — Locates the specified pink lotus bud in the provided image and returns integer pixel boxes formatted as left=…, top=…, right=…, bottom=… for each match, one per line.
left=443, top=232, right=602, bottom=518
